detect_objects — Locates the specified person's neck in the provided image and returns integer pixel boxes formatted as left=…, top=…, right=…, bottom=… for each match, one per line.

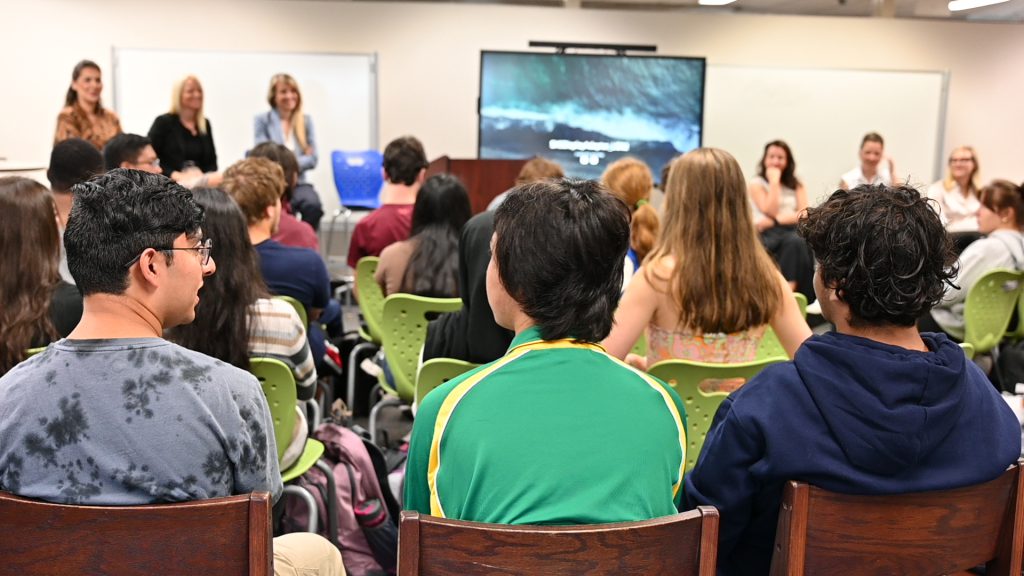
left=76, top=100, right=98, bottom=116
left=510, top=313, right=536, bottom=337
left=861, top=164, right=877, bottom=179
left=835, top=320, right=928, bottom=352
left=179, top=108, right=197, bottom=123
left=68, top=293, right=164, bottom=340
left=249, top=221, right=274, bottom=245
left=381, top=183, right=418, bottom=205
left=955, top=176, right=971, bottom=194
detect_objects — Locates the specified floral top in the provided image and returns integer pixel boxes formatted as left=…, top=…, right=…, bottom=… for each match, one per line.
left=54, top=105, right=122, bottom=150
left=647, top=323, right=767, bottom=365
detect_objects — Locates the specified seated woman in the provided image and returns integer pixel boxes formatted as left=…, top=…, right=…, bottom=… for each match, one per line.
left=148, top=75, right=219, bottom=184
left=0, top=177, right=82, bottom=375
left=603, top=148, right=811, bottom=369
left=839, top=132, right=895, bottom=189
left=927, top=146, right=982, bottom=253
left=748, top=140, right=814, bottom=301
left=375, top=174, right=472, bottom=297
left=166, top=187, right=315, bottom=469
left=925, top=180, right=1024, bottom=340
left=601, top=157, right=659, bottom=289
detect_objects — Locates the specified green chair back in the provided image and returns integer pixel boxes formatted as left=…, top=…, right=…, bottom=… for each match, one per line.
left=249, top=358, right=297, bottom=463
left=356, top=256, right=386, bottom=344
left=381, top=294, right=463, bottom=402
left=1004, top=289, right=1024, bottom=342
left=963, top=268, right=1024, bottom=354
left=794, top=292, right=808, bottom=319
left=648, top=357, right=785, bottom=472
left=416, top=358, right=480, bottom=406
left=960, top=342, right=975, bottom=360
left=274, top=295, right=308, bottom=327
left=630, top=332, right=648, bottom=357
left=756, top=293, right=809, bottom=359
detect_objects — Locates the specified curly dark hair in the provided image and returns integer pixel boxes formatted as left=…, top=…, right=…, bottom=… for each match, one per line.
left=798, top=184, right=958, bottom=327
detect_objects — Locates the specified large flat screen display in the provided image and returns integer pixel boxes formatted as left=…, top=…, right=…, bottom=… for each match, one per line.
left=479, top=51, right=705, bottom=180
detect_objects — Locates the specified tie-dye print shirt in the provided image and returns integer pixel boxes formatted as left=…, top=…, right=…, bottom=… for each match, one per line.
left=0, top=338, right=282, bottom=505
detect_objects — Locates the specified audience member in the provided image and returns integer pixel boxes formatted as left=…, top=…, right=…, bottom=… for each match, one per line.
left=47, top=138, right=104, bottom=285
left=54, top=60, right=121, bottom=150
left=347, top=135, right=427, bottom=269
left=685, top=183, right=1020, bottom=576
left=103, top=133, right=162, bottom=174
left=249, top=142, right=319, bottom=251
left=839, top=131, right=895, bottom=189
left=255, top=73, right=323, bottom=229
left=0, top=169, right=342, bottom=575
left=748, top=140, right=814, bottom=301
left=486, top=156, right=564, bottom=211
left=927, top=145, right=982, bottom=252
left=601, top=156, right=659, bottom=287
left=604, top=148, right=810, bottom=369
left=0, top=177, right=82, bottom=375
left=405, top=178, right=687, bottom=524
left=166, top=187, right=315, bottom=470
left=375, top=174, right=471, bottom=297
left=221, top=158, right=336, bottom=368
left=148, top=75, right=219, bottom=181
left=925, top=179, right=1024, bottom=339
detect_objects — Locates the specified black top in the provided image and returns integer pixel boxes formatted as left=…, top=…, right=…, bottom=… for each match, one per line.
left=147, top=113, right=218, bottom=176
left=30, top=281, right=83, bottom=348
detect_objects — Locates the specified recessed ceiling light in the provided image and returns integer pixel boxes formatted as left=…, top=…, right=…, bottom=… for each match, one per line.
left=948, top=0, right=1010, bottom=11
left=698, top=0, right=737, bottom=5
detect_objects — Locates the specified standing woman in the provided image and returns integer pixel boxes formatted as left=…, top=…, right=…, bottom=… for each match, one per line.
left=927, top=146, right=982, bottom=252
left=54, top=60, right=122, bottom=150
left=0, top=177, right=83, bottom=375
left=254, top=73, right=323, bottom=229
left=148, top=75, right=218, bottom=181
left=603, top=148, right=810, bottom=368
left=839, top=132, right=895, bottom=190
left=749, top=140, right=814, bottom=301
left=601, top=157, right=660, bottom=288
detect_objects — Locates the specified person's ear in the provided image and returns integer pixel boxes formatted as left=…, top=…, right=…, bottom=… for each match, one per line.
left=120, top=160, right=134, bottom=170
left=135, top=248, right=164, bottom=286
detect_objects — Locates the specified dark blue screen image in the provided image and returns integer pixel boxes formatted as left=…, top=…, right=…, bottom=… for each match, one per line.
left=479, top=52, right=705, bottom=180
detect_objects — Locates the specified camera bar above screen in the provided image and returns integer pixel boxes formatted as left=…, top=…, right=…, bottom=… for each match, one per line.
left=478, top=50, right=706, bottom=181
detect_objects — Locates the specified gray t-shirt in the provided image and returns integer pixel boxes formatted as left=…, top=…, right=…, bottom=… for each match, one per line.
left=0, top=338, right=283, bottom=505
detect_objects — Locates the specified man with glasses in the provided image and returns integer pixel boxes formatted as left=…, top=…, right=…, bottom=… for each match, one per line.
left=102, top=133, right=162, bottom=174
left=0, top=169, right=343, bottom=575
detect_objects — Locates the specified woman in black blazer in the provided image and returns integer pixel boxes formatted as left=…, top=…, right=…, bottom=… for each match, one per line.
left=148, top=75, right=218, bottom=181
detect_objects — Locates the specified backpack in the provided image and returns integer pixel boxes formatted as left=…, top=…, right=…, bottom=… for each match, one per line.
left=281, top=422, right=401, bottom=576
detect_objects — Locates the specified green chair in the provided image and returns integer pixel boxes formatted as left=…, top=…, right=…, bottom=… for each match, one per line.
left=794, top=292, right=808, bottom=319
left=250, top=358, right=334, bottom=537
left=368, top=294, right=463, bottom=445
left=962, top=268, right=1024, bottom=355
left=274, top=295, right=308, bottom=328
left=960, top=342, right=975, bottom=360
left=648, top=357, right=785, bottom=472
left=25, top=347, right=46, bottom=358
left=415, top=358, right=480, bottom=407
left=756, top=293, right=809, bottom=360
left=347, top=256, right=387, bottom=410
left=999, top=279, right=1024, bottom=342
left=630, top=332, right=648, bottom=357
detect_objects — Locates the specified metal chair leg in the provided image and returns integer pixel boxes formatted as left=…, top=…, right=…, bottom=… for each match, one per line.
left=368, top=395, right=403, bottom=447
left=347, top=341, right=379, bottom=411
left=282, top=485, right=318, bottom=533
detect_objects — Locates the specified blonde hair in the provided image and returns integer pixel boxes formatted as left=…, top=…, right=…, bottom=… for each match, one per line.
left=602, top=157, right=659, bottom=262
left=647, top=148, right=781, bottom=333
left=169, top=75, right=207, bottom=136
left=221, top=157, right=286, bottom=225
left=267, top=73, right=309, bottom=154
left=942, top=145, right=980, bottom=197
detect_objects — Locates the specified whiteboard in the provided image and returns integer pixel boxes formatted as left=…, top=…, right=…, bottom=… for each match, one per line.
left=704, top=65, right=947, bottom=205
left=112, top=47, right=378, bottom=219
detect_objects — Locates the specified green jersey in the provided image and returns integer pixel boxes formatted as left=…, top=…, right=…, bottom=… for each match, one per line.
left=404, top=326, right=687, bottom=524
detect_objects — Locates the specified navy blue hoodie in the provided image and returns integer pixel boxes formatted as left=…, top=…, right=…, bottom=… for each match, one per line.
left=684, top=331, right=1021, bottom=576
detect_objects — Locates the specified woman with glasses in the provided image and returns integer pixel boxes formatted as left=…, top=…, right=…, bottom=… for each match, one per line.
left=0, top=177, right=82, bottom=375
left=166, top=187, right=315, bottom=469
left=927, top=146, right=983, bottom=253
left=148, top=75, right=219, bottom=183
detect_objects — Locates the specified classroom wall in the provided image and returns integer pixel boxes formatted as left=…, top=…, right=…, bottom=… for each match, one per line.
left=3, top=0, right=1022, bottom=212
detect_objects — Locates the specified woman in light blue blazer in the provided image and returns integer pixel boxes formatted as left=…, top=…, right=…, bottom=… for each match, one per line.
left=254, top=73, right=323, bottom=229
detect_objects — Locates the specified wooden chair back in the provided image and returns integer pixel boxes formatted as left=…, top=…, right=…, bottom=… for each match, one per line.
left=0, top=491, right=272, bottom=576
left=769, top=465, right=1024, bottom=575
left=398, top=508, right=719, bottom=576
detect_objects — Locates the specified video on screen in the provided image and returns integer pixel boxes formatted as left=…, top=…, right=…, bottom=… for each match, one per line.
left=479, top=51, right=705, bottom=181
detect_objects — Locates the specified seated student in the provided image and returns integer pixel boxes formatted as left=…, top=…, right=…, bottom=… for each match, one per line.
left=46, top=138, right=104, bottom=285
left=685, top=184, right=1021, bottom=576
left=924, top=179, right=1024, bottom=339
left=601, top=156, right=659, bottom=288
left=249, top=142, right=320, bottom=251
left=347, top=135, right=427, bottom=270
left=405, top=178, right=687, bottom=524
left=927, top=145, right=982, bottom=253
left=839, top=132, right=895, bottom=189
left=221, top=158, right=337, bottom=368
left=375, top=174, right=471, bottom=297
left=102, top=133, right=162, bottom=174
left=486, top=156, right=564, bottom=212
left=166, top=187, right=316, bottom=470
left=0, top=177, right=82, bottom=375
left=0, top=169, right=342, bottom=575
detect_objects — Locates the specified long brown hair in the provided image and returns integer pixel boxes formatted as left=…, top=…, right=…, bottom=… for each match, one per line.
left=0, top=177, right=61, bottom=374
left=64, top=59, right=103, bottom=112
left=602, top=156, right=660, bottom=262
left=646, top=148, right=781, bottom=333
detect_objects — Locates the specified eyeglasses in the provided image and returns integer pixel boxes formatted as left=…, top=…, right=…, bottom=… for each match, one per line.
left=133, top=157, right=161, bottom=169
left=950, top=157, right=974, bottom=164
left=123, top=238, right=213, bottom=269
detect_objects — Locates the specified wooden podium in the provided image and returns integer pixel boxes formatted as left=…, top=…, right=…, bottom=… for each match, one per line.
left=426, top=156, right=527, bottom=214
